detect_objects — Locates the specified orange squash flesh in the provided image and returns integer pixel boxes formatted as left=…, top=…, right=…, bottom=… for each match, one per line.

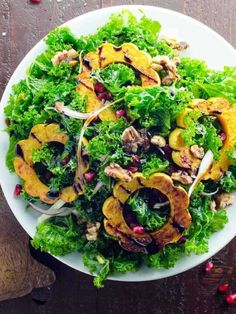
left=103, top=172, right=191, bottom=250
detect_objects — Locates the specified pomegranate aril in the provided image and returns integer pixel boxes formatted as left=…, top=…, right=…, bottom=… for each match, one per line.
left=115, top=109, right=126, bottom=118
left=14, top=184, right=22, bottom=197
left=220, top=132, right=226, bottom=141
left=133, top=226, right=145, bottom=234
left=84, top=171, right=96, bottom=182
left=132, top=155, right=140, bottom=165
left=127, top=166, right=138, bottom=173
left=97, top=92, right=107, bottom=100
left=225, top=294, right=236, bottom=305
left=44, top=171, right=53, bottom=180
left=218, top=283, right=229, bottom=293
left=31, top=0, right=41, bottom=3
left=205, top=261, right=214, bottom=272
left=162, top=144, right=172, bottom=158
left=106, top=92, right=113, bottom=100
left=61, top=156, right=70, bottom=165
left=94, top=82, right=106, bottom=93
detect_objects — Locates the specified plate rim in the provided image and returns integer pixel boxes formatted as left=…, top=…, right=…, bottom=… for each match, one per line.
left=0, top=4, right=236, bottom=282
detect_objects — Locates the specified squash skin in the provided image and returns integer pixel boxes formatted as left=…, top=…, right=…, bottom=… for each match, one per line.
left=14, top=124, right=79, bottom=204
left=102, top=172, right=191, bottom=251
left=77, top=43, right=161, bottom=121
left=169, top=98, right=236, bottom=180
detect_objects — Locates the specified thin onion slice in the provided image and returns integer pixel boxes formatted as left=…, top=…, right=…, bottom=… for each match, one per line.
left=93, top=181, right=104, bottom=195
left=75, top=97, right=124, bottom=193
left=55, top=101, right=91, bottom=120
left=188, top=150, right=214, bottom=197
left=201, top=187, right=219, bottom=196
left=29, top=199, right=67, bottom=216
left=153, top=201, right=170, bottom=209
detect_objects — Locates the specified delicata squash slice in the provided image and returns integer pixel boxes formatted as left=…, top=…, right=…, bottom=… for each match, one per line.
left=102, top=172, right=191, bottom=253
left=14, top=123, right=88, bottom=204
left=77, top=43, right=160, bottom=121
left=169, top=98, right=236, bottom=180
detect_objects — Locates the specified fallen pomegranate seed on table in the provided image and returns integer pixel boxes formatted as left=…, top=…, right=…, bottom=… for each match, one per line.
left=225, top=294, right=236, bottom=305
left=205, top=261, right=214, bottom=272
left=31, top=0, right=41, bottom=3
left=218, top=283, right=230, bottom=293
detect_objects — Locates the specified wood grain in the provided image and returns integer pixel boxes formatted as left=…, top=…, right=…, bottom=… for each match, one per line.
left=0, top=0, right=236, bottom=313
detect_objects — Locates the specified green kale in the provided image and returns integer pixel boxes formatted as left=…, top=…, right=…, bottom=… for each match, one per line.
left=77, top=10, right=161, bottom=56
left=45, top=27, right=80, bottom=52
left=220, top=168, right=236, bottom=192
left=146, top=245, right=183, bottom=269
left=93, top=63, right=136, bottom=94
left=82, top=250, right=110, bottom=288
left=127, top=194, right=167, bottom=232
left=181, top=114, right=222, bottom=160
left=142, top=155, right=169, bottom=178
left=125, top=86, right=193, bottom=134
left=31, top=216, right=85, bottom=256
left=6, top=136, right=18, bottom=173
left=196, top=66, right=236, bottom=103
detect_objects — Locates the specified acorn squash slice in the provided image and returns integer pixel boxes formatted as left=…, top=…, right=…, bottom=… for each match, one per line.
left=14, top=124, right=83, bottom=204
left=77, top=43, right=160, bottom=121
left=169, top=97, right=236, bottom=180
left=102, top=172, right=191, bottom=251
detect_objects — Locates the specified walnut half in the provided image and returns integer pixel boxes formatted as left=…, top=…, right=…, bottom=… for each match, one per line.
left=171, top=170, right=193, bottom=185
left=121, top=126, right=150, bottom=153
left=104, top=163, right=133, bottom=182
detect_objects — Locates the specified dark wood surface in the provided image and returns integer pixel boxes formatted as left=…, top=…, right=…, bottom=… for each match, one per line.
left=0, top=0, right=236, bottom=313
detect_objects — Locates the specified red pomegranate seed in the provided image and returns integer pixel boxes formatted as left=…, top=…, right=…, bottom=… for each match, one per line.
left=31, top=0, right=41, bottom=3
left=97, top=92, right=107, bottom=100
left=106, top=92, right=113, bottom=100
left=127, top=166, right=138, bottom=173
left=220, top=132, right=226, bottom=141
left=44, top=171, right=53, bottom=180
left=61, top=156, right=70, bottom=165
left=133, top=226, right=145, bottom=234
left=218, top=283, right=229, bottom=293
left=132, top=155, right=140, bottom=165
left=115, top=109, right=126, bottom=118
left=162, top=144, right=172, bottom=158
left=14, top=184, right=22, bottom=197
left=94, top=82, right=106, bottom=93
left=225, top=294, right=236, bottom=305
left=84, top=171, right=96, bottom=182
left=205, top=261, right=214, bottom=272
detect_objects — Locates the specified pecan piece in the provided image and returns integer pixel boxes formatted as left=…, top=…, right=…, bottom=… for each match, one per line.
left=86, top=222, right=101, bottom=241
left=151, top=55, right=180, bottom=85
left=215, top=192, right=234, bottom=209
left=51, top=49, right=79, bottom=66
left=121, top=126, right=149, bottom=153
left=104, top=163, right=133, bottom=182
left=190, top=145, right=205, bottom=159
left=171, top=170, right=193, bottom=185
left=151, top=135, right=166, bottom=148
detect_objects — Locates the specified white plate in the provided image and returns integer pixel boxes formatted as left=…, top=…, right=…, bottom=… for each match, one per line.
left=0, top=5, right=236, bottom=282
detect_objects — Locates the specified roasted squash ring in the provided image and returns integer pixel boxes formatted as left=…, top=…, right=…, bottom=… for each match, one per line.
left=102, top=172, right=191, bottom=251
left=14, top=123, right=81, bottom=204
left=77, top=43, right=161, bottom=121
left=169, top=98, right=236, bottom=180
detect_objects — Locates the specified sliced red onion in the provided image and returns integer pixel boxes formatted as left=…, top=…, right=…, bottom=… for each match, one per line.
left=201, top=187, right=219, bottom=196
left=55, top=102, right=91, bottom=120
left=93, top=181, right=104, bottom=194
left=188, top=150, right=214, bottom=197
left=153, top=201, right=170, bottom=209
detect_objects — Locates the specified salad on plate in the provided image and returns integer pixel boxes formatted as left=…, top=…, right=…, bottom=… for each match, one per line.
left=4, top=10, right=236, bottom=287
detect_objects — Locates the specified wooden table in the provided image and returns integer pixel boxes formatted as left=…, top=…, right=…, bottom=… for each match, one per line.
left=0, top=1, right=236, bottom=313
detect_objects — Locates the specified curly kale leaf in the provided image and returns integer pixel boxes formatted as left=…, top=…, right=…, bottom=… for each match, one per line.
left=31, top=216, right=85, bottom=256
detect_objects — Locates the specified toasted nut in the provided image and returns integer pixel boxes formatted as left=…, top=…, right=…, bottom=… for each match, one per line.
left=190, top=145, right=205, bottom=159
left=86, top=221, right=101, bottom=241
left=151, top=135, right=166, bottom=148
left=215, top=192, right=234, bottom=209
left=165, top=38, right=189, bottom=52
left=104, top=163, right=133, bottom=182
left=121, top=126, right=150, bottom=153
left=171, top=170, right=193, bottom=185
left=69, top=60, right=78, bottom=67
left=152, top=55, right=180, bottom=85
left=210, top=200, right=216, bottom=212
left=51, top=49, right=79, bottom=66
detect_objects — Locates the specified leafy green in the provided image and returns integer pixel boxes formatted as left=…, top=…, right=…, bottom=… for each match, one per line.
left=142, top=155, right=169, bottom=178
left=127, top=193, right=167, bottom=231
left=220, top=168, right=236, bottom=192
left=93, top=63, right=136, bottom=94
left=196, top=66, right=236, bottom=103
left=31, top=216, right=85, bottom=256
left=181, top=114, right=222, bottom=159
left=125, top=86, right=193, bottom=133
